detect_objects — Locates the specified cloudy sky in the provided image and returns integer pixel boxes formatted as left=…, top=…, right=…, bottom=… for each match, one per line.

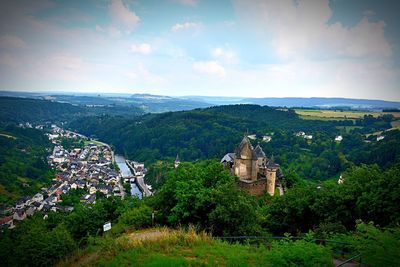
left=0, top=0, right=399, bottom=101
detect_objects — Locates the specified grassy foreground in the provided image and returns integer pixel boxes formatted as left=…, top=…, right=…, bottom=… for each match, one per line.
left=61, top=228, right=333, bottom=267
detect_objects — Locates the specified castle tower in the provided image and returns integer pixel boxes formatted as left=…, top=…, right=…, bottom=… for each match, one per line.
left=266, top=155, right=279, bottom=196
left=222, top=137, right=284, bottom=197
left=254, top=144, right=266, bottom=166
left=234, top=136, right=256, bottom=181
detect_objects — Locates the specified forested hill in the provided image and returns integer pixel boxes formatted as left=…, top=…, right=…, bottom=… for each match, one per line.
left=204, top=105, right=338, bottom=130
left=0, top=125, right=54, bottom=203
left=0, top=97, right=144, bottom=124
left=0, top=97, right=82, bottom=123
left=69, top=105, right=342, bottom=161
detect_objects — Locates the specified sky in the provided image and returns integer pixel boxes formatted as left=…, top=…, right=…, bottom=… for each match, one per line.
left=0, top=0, right=400, bottom=101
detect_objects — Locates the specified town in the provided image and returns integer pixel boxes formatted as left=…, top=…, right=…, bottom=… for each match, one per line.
left=0, top=125, right=151, bottom=230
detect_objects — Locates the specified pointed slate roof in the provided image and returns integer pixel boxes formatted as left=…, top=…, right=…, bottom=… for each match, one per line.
left=266, top=154, right=279, bottom=168
left=221, top=153, right=236, bottom=163
left=175, top=154, right=180, bottom=163
left=235, top=136, right=254, bottom=157
left=253, top=144, right=266, bottom=158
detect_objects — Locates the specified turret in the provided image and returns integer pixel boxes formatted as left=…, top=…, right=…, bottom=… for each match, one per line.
left=266, top=154, right=279, bottom=196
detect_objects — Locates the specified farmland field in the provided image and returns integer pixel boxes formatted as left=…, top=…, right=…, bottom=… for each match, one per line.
left=392, top=120, right=400, bottom=128
left=84, top=139, right=109, bottom=147
left=336, top=126, right=363, bottom=133
left=295, top=109, right=400, bottom=120
left=0, top=133, right=16, bottom=139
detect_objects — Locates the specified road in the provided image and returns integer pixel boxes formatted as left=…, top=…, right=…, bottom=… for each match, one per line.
left=136, top=175, right=152, bottom=197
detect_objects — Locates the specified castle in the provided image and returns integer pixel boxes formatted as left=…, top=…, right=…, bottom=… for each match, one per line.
left=221, top=136, right=284, bottom=196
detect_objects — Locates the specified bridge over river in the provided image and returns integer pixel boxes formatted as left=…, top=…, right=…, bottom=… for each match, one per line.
left=125, top=160, right=152, bottom=197
left=114, top=155, right=142, bottom=198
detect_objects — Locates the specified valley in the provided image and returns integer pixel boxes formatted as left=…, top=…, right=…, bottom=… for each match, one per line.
left=0, top=97, right=399, bottom=267
left=1, top=0, right=400, bottom=265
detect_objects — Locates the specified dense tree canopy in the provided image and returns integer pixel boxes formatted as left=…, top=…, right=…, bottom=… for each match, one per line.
left=1, top=99, right=399, bottom=266
left=153, top=160, right=264, bottom=236
left=0, top=125, right=54, bottom=204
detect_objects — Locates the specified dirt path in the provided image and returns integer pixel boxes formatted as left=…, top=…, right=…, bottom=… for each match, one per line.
left=332, top=258, right=363, bottom=267
left=68, top=252, right=98, bottom=267
left=63, top=230, right=168, bottom=267
left=127, top=230, right=166, bottom=241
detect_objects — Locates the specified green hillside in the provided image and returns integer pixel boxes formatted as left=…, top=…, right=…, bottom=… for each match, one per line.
left=1, top=160, right=399, bottom=266
left=62, top=228, right=333, bottom=267
left=0, top=97, right=144, bottom=124
left=68, top=104, right=341, bottom=162
left=0, top=125, right=54, bottom=204
left=68, top=104, right=399, bottom=181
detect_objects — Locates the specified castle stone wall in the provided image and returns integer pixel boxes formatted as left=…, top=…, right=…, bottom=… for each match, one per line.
left=237, top=179, right=267, bottom=197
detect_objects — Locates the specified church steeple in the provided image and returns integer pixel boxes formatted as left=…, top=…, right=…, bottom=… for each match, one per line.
left=174, top=154, right=180, bottom=168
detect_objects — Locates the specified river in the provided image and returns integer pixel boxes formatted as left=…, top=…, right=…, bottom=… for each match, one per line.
left=114, top=154, right=142, bottom=199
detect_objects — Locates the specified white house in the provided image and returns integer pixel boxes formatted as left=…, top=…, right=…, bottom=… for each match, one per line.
left=377, top=135, right=385, bottom=141
left=335, top=135, right=343, bottom=142
left=263, top=136, right=272, bottom=142
left=32, top=193, right=44, bottom=203
left=89, top=186, right=97, bottom=195
left=304, top=135, right=313, bottom=140
left=13, top=210, right=27, bottom=221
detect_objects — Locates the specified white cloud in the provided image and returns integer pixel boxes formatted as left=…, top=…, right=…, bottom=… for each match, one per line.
left=0, top=35, right=26, bottom=49
left=0, top=53, right=19, bottom=67
left=171, top=22, right=201, bottom=32
left=342, top=17, right=391, bottom=58
left=109, top=0, right=140, bottom=32
left=212, top=47, right=238, bottom=64
left=227, top=0, right=399, bottom=100
left=48, top=55, right=84, bottom=70
left=234, top=0, right=392, bottom=60
left=125, top=63, right=165, bottom=84
left=174, top=0, right=198, bottom=6
left=193, top=61, right=226, bottom=77
left=30, top=54, right=88, bottom=82
left=131, top=43, right=152, bottom=55
left=95, top=25, right=104, bottom=32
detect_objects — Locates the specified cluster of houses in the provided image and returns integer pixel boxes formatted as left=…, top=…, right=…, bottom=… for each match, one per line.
left=244, top=134, right=273, bottom=143
left=47, top=125, right=87, bottom=142
left=0, top=192, right=75, bottom=230
left=48, top=127, right=124, bottom=202
left=0, top=126, right=125, bottom=230
left=295, top=131, right=313, bottom=140
left=297, top=131, right=385, bottom=143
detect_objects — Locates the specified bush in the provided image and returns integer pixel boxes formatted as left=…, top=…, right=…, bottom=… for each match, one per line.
left=354, top=223, right=400, bottom=267
left=264, top=239, right=333, bottom=267
left=117, top=205, right=153, bottom=231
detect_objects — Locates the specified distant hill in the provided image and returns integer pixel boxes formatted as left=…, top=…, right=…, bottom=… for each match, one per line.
left=0, top=91, right=210, bottom=113
left=183, top=96, right=400, bottom=110
left=0, top=97, right=143, bottom=124
left=241, top=97, right=400, bottom=110
left=68, top=104, right=340, bottom=163
left=2, top=91, right=399, bottom=112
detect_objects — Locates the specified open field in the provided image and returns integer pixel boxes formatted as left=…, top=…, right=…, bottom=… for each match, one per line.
left=336, top=126, right=363, bottom=133
left=0, top=132, right=16, bottom=139
left=84, top=139, right=109, bottom=147
left=295, top=109, right=400, bottom=120
left=392, top=120, right=400, bottom=128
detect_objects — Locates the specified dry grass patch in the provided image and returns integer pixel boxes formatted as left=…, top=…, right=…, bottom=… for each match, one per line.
left=295, top=109, right=400, bottom=120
